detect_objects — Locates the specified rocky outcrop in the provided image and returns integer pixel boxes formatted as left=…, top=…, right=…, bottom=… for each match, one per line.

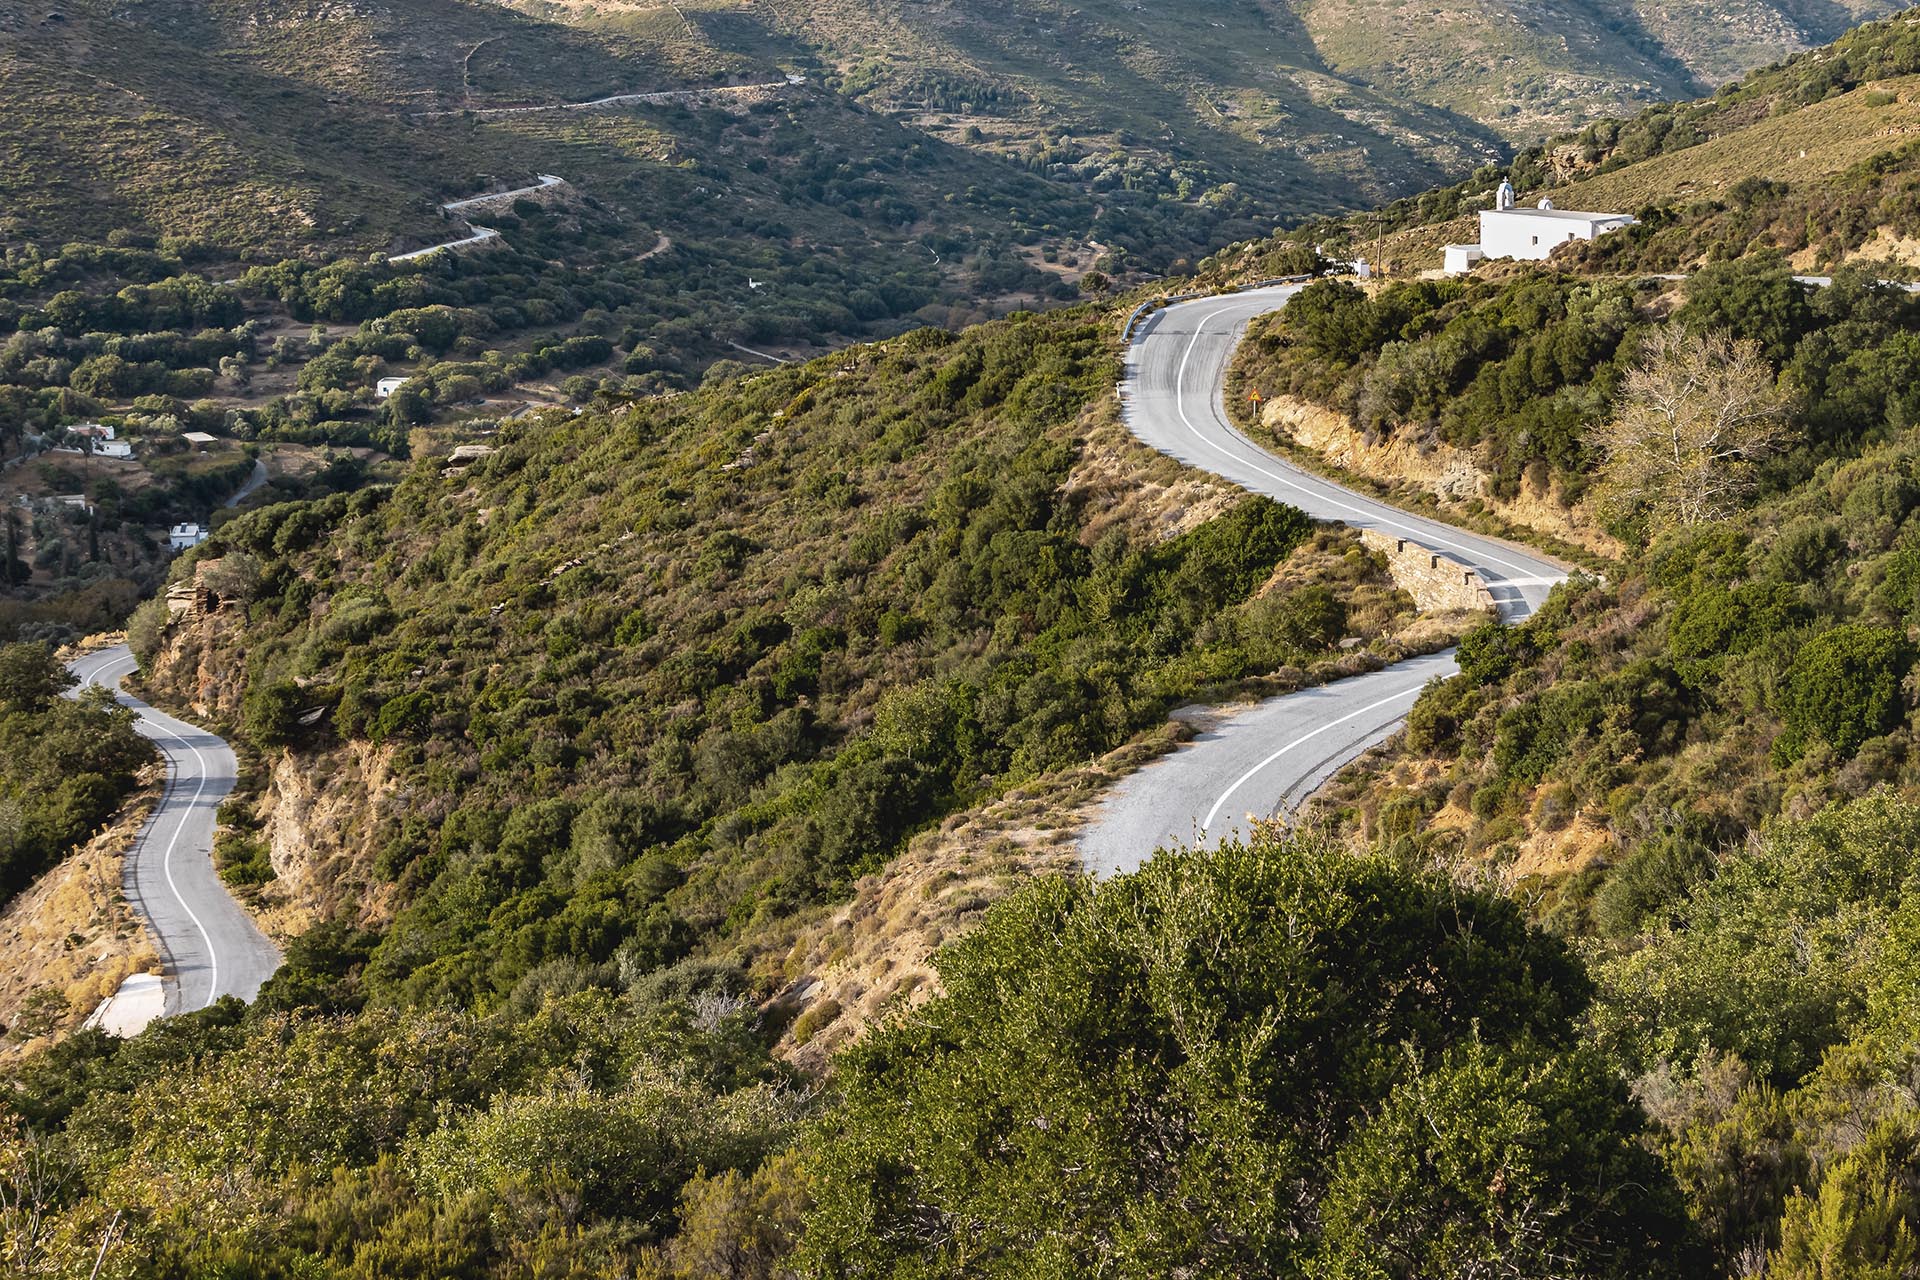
left=145, top=560, right=252, bottom=721
left=145, top=566, right=398, bottom=941
left=250, top=742, right=401, bottom=940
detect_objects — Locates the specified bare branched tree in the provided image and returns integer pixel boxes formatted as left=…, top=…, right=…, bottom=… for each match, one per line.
left=1595, top=328, right=1792, bottom=529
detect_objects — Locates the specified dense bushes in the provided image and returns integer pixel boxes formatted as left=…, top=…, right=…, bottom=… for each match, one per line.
left=1776, top=624, right=1912, bottom=761
left=1595, top=794, right=1920, bottom=1086
left=1237, top=273, right=1644, bottom=498
left=1239, top=264, right=1920, bottom=515
left=1321, top=266, right=1920, bottom=1272
left=0, top=983, right=812, bottom=1276
left=799, top=831, right=1695, bottom=1276
left=1397, top=430, right=1920, bottom=866
left=156, top=307, right=1391, bottom=1019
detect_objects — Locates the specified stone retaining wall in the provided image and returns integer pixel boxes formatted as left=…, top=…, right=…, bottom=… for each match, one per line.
left=1359, top=528, right=1498, bottom=615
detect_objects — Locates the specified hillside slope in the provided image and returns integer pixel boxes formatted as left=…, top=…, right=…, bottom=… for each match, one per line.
left=1256, top=9, right=1920, bottom=276
left=6, top=0, right=1908, bottom=256
left=761, top=0, right=1904, bottom=172
left=132, top=305, right=1421, bottom=1015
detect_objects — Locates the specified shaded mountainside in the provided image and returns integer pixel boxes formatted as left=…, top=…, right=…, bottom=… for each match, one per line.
left=762, top=0, right=1903, bottom=176
left=4, top=0, right=1909, bottom=257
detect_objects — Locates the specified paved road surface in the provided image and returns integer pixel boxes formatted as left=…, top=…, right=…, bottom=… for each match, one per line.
left=1082, top=650, right=1461, bottom=874
left=67, top=647, right=282, bottom=1018
left=1080, top=286, right=1570, bottom=875
left=225, top=457, right=269, bottom=508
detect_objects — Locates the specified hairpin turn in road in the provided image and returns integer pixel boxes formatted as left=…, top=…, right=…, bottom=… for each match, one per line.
left=1080, top=286, right=1570, bottom=876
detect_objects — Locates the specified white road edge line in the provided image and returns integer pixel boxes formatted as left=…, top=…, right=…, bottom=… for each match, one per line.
left=1201, top=683, right=1427, bottom=831
left=89, top=652, right=223, bottom=1006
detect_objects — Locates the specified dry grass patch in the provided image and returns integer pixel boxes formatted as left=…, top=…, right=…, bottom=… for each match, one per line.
left=1064, top=399, right=1239, bottom=545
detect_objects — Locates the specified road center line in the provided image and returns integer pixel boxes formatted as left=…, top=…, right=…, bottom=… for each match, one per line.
left=92, top=652, right=223, bottom=1006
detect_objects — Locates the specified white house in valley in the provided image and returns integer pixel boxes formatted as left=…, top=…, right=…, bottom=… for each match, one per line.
left=1443, top=180, right=1635, bottom=273
left=170, top=523, right=209, bottom=551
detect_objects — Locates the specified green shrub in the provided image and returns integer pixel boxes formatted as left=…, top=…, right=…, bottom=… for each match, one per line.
left=1592, top=828, right=1717, bottom=937
left=798, top=831, right=1691, bottom=1276
left=1776, top=624, right=1912, bottom=761
left=788, top=999, right=841, bottom=1046
left=241, top=679, right=308, bottom=747
left=369, top=690, right=436, bottom=743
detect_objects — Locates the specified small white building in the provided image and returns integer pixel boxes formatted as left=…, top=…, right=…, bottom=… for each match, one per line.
left=1442, top=179, right=1636, bottom=273
left=181, top=431, right=219, bottom=448
left=95, top=440, right=135, bottom=460
left=1479, top=207, right=1636, bottom=262
left=169, top=523, right=209, bottom=551
left=376, top=377, right=409, bottom=399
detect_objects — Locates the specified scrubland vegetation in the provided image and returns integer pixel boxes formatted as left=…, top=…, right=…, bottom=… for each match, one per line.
left=28, top=226, right=1920, bottom=1270
left=0, top=299, right=1445, bottom=1274
left=1234, top=259, right=1920, bottom=507
left=24, top=3, right=1920, bottom=1276
left=1224, top=240, right=1920, bottom=1275
left=137, top=307, right=1413, bottom=1015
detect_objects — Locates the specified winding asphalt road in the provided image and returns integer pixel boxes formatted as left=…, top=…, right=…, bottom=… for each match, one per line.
left=225, top=457, right=269, bottom=508
left=1079, top=286, right=1570, bottom=875
left=67, top=646, right=282, bottom=1016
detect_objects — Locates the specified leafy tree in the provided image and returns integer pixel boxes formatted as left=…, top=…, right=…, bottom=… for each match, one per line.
left=1770, top=1116, right=1920, bottom=1279
left=0, top=643, right=72, bottom=713
left=241, top=679, right=309, bottom=747
left=1596, top=793, right=1920, bottom=1083
left=797, top=831, right=1692, bottom=1276
left=1676, top=257, right=1816, bottom=366
left=1318, top=1039, right=1694, bottom=1278
left=661, top=1149, right=812, bottom=1279
left=5, top=988, right=68, bottom=1044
